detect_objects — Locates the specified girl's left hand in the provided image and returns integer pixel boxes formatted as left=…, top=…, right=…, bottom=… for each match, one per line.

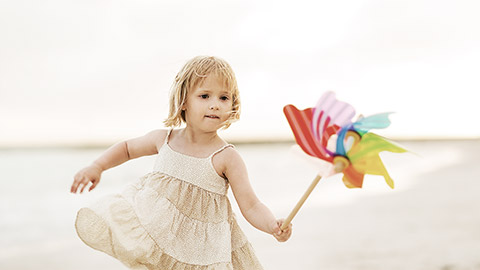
left=272, top=219, right=292, bottom=242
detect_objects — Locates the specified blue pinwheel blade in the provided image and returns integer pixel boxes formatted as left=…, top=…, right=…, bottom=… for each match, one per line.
left=353, top=112, right=393, bottom=131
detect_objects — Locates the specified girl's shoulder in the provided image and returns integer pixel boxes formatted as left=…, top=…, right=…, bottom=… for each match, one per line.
left=143, top=129, right=170, bottom=151
left=213, top=143, right=243, bottom=167
left=211, top=144, right=243, bottom=179
left=147, top=129, right=169, bottom=139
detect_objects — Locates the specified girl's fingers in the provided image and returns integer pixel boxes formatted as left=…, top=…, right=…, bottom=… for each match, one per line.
left=275, top=221, right=285, bottom=236
left=89, top=179, right=98, bottom=191
left=79, top=177, right=90, bottom=193
left=273, top=221, right=292, bottom=242
left=72, top=173, right=87, bottom=193
left=80, top=181, right=88, bottom=193
left=71, top=178, right=81, bottom=193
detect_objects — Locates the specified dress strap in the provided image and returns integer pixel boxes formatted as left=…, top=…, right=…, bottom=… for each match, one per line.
left=209, top=144, right=234, bottom=159
left=164, top=129, right=173, bottom=145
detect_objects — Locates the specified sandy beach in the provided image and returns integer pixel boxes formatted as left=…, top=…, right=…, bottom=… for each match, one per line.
left=1, top=140, right=479, bottom=269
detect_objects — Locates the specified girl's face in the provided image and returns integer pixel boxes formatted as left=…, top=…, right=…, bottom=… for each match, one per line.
left=183, top=74, right=233, bottom=132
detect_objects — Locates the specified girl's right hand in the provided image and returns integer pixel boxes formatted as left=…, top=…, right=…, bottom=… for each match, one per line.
left=272, top=219, right=293, bottom=242
left=71, top=164, right=103, bottom=194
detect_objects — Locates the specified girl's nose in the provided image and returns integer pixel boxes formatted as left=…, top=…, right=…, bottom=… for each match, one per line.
left=209, top=102, right=219, bottom=110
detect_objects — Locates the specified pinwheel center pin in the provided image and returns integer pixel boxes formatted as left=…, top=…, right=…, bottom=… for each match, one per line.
left=333, top=156, right=349, bottom=173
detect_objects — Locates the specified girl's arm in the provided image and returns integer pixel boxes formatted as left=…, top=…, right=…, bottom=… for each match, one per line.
left=70, top=129, right=166, bottom=194
left=221, top=148, right=292, bottom=242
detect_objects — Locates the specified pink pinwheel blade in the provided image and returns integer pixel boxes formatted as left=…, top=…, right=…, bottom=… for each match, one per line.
left=311, top=91, right=355, bottom=146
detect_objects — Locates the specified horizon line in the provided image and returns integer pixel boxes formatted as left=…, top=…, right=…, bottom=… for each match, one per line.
left=0, top=136, right=478, bottom=150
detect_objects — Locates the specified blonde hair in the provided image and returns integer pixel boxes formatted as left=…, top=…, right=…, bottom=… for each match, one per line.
left=164, top=56, right=241, bottom=129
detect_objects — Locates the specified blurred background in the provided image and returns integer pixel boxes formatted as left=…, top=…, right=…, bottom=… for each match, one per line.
left=1, top=0, right=479, bottom=146
left=1, top=0, right=479, bottom=269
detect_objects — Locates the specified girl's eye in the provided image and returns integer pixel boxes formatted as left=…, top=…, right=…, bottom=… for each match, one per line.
left=200, top=94, right=209, bottom=99
left=220, top=96, right=229, bottom=101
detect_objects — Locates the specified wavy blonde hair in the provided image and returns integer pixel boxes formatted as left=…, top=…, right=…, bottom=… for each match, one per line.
left=164, top=56, right=241, bottom=129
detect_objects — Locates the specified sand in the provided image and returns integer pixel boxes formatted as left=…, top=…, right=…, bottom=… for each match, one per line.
left=1, top=140, right=479, bottom=269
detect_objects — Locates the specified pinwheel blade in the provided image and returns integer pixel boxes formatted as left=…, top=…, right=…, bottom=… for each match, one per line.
left=348, top=133, right=407, bottom=188
left=349, top=133, right=407, bottom=162
left=353, top=112, right=393, bottom=133
left=311, top=91, right=355, bottom=145
left=283, top=105, right=333, bottom=162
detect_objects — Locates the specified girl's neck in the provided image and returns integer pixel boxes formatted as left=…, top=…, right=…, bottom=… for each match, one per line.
left=180, top=127, right=219, bottom=145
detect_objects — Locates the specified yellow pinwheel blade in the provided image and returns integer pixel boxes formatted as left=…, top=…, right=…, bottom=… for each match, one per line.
left=351, top=155, right=395, bottom=188
left=348, top=133, right=406, bottom=189
left=349, top=133, right=406, bottom=161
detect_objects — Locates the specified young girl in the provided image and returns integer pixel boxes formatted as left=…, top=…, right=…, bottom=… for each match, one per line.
left=71, top=56, right=292, bottom=269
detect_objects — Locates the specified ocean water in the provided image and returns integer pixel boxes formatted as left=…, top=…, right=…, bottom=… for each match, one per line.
left=1, top=140, right=479, bottom=270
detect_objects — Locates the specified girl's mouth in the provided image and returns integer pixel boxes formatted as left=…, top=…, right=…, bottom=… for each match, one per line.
left=205, top=115, right=220, bottom=119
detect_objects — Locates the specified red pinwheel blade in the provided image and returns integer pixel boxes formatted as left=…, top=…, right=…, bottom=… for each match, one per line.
left=283, top=105, right=334, bottom=162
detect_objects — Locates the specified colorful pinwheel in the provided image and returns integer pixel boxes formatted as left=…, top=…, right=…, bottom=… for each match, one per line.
left=280, top=91, right=407, bottom=230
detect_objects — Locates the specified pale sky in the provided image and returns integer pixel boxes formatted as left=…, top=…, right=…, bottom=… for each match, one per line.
left=1, top=0, right=479, bottom=146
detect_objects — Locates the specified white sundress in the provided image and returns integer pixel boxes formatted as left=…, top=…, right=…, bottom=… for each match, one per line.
left=75, top=130, right=264, bottom=269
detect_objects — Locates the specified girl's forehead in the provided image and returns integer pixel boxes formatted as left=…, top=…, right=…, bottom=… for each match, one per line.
left=206, top=72, right=227, bottom=83
left=194, top=73, right=229, bottom=90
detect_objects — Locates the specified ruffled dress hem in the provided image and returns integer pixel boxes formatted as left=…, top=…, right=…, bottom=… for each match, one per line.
left=75, top=173, right=263, bottom=269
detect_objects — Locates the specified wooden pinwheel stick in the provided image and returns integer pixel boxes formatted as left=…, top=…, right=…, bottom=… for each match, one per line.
left=280, top=161, right=347, bottom=230
left=280, top=174, right=322, bottom=230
